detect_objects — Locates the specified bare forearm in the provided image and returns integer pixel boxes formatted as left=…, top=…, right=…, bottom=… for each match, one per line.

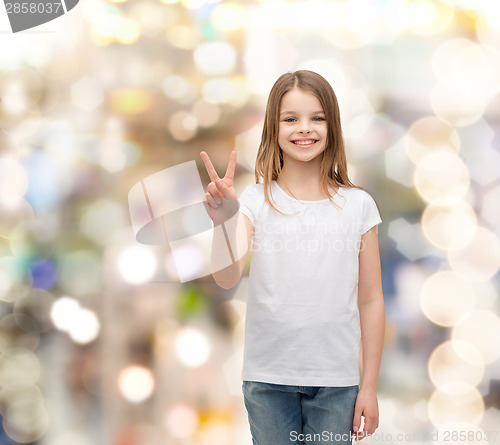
left=210, top=212, right=250, bottom=289
left=359, top=296, right=385, bottom=392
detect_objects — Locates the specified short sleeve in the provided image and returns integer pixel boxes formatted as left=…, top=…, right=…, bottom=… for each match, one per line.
left=238, top=184, right=260, bottom=226
left=361, top=191, right=382, bottom=235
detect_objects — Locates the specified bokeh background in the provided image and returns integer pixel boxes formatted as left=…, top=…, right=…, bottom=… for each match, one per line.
left=1, top=0, right=500, bottom=444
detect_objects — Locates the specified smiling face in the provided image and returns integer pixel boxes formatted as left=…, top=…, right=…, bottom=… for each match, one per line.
left=278, top=87, right=328, bottom=167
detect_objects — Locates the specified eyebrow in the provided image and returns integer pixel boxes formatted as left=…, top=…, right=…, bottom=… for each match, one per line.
left=280, top=110, right=326, bottom=116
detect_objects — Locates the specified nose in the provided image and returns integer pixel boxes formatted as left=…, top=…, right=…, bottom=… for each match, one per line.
left=298, top=120, right=311, bottom=134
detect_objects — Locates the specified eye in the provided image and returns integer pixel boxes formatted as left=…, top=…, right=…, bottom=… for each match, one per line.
left=283, top=117, right=296, bottom=123
left=313, top=116, right=325, bottom=121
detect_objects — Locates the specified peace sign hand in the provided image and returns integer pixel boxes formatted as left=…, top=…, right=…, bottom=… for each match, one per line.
left=200, top=150, right=238, bottom=224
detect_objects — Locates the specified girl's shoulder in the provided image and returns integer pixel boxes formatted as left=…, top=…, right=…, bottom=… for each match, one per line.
left=238, top=182, right=267, bottom=208
left=338, top=185, right=371, bottom=199
left=337, top=186, right=380, bottom=212
left=239, top=182, right=265, bottom=197
left=339, top=185, right=377, bottom=201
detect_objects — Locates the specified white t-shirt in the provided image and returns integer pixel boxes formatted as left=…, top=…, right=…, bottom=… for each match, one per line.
left=237, top=180, right=382, bottom=387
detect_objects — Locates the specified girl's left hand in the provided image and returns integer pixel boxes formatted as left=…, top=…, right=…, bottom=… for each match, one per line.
left=352, top=388, right=379, bottom=441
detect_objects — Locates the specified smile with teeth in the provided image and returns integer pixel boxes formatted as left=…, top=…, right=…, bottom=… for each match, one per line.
left=293, top=139, right=317, bottom=145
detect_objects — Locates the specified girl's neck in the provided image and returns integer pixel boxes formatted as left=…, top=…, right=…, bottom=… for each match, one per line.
left=277, top=160, right=336, bottom=201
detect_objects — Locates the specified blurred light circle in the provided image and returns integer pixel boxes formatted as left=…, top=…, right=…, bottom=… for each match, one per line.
left=192, top=100, right=221, bottom=127
left=9, top=219, right=55, bottom=262
left=243, top=31, right=298, bottom=97
left=116, top=18, right=140, bottom=45
left=80, top=200, right=128, bottom=245
left=441, top=0, right=488, bottom=12
left=162, top=75, right=196, bottom=103
left=227, top=75, right=250, bottom=108
left=471, top=280, right=497, bottom=312
left=78, top=134, right=140, bottom=174
left=467, top=145, right=500, bottom=187
left=0, top=67, right=45, bottom=112
left=421, top=201, right=477, bottom=251
left=235, top=123, right=263, bottom=172
left=0, top=348, right=40, bottom=388
left=296, top=59, right=350, bottom=101
left=68, top=308, right=100, bottom=345
left=432, top=38, right=500, bottom=104
left=451, top=309, right=500, bottom=364
left=88, top=6, right=140, bottom=45
left=428, top=341, right=484, bottom=391
left=202, top=78, right=236, bottom=104
left=22, top=147, right=67, bottom=212
left=414, top=151, right=469, bottom=205
left=3, top=398, right=50, bottom=443
left=476, top=6, right=500, bottom=56
left=118, top=365, right=155, bottom=403
left=131, top=2, right=166, bottom=35
left=175, top=326, right=211, bottom=368
left=420, top=271, right=475, bottom=327
left=340, top=89, right=374, bottom=125
left=404, top=116, right=460, bottom=164
left=194, top=42, right=236, bottom=75
left=428, top=383, right=484, bottom=427
left=323, top=1, right=379, bottom=49
left=406, top=0, right=454, bottom=36
left=347, top=113, right=404, bottom=158
left=0, top=256, right=30, bottom=303
left=0, top=199, right=34, bottom=239
left=447, top=227, right=500, bottom=282
left=482, top=184, right=500, bottom=229
left=10, top=117, right=43, bottom=140
left=12, top=313, right=39, bottom=337
left=451, top=338, right=486, bottom=367
left=89, top=4, right=125, bottom=46
left=0, top=78, right=28, bottom=115
left=28, top=259, right=57, bottom=290
left=58, top=250, right=102, bottom=296
left=52, top=431, right=93, bottom=445
left=211, top=2, right=245, bottom=31
left=430, top=83, right=485, bottom=127
left=168, top=111, right=198, bottom=141
left=117, top=246, right=157, bottom=284
left=109, top=88, right=153, bottom=115
left=1, top=384, right=45, bottom=408
left=71, top=77, right=104, bottom=112
left=39, top=120, right=78, bottom=158
left=182, top=0, right=205, bottom=9
left=14, top=289, right=54, bottom=333
left=166, top=25, right=201, bottom=50
left=0, top=156, right=29, bottom=207
left=164, top=403, right=199, bottom=439
left=0, top=314, right=39, bottom=351
left=50, top=297, right=81, bottom=332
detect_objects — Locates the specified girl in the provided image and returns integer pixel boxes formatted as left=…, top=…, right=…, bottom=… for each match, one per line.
left=200, top=70, right=384, bottom=444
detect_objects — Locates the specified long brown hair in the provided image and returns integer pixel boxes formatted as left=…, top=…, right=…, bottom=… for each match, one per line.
left=255, top=70, right=358, bottom=214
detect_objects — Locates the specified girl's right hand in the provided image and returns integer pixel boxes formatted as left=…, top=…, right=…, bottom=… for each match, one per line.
left=200, top=150, right=238, bottom=225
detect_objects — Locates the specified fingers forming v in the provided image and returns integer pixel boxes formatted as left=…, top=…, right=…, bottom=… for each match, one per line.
left=223, top=150, right=237, bottom=182
left=200, top=151, right=220, bottom=183
left=200, top=150, right=237, bottom=183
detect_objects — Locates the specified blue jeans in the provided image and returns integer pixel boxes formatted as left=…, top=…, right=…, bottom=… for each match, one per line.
left=242, top=381, right=358, bottom=445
